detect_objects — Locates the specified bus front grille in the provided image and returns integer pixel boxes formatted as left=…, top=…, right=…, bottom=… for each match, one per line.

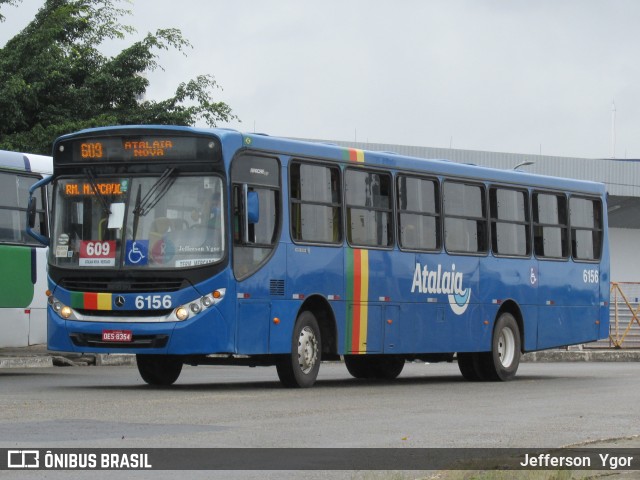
left=60, top=278, right=188, bottom=293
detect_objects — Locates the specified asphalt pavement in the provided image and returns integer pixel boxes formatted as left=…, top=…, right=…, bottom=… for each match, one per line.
left=2, top=344, right=639, bottom=478
left=1, top=344, right=640, bottom=369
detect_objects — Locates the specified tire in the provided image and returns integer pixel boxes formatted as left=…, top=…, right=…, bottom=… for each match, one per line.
left=344, top=355, right=405, bottom=380
left=481, top=312, right=521, bottom=381
left=457, top=352, right=482, bottom=381
left=276, top=311, right=321, bottom=388
left=136, top=354, right=183, bottom=386
left=344, top=355, right=372, bottom=379
left=370, top=355, right=405, bottom=379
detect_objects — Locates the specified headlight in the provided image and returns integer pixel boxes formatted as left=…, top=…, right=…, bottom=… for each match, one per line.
left=48, top=295, right=75, bottom=320
left=175, top=307, right=189, bottom=321
left=172, top=289, right=226, bottom=321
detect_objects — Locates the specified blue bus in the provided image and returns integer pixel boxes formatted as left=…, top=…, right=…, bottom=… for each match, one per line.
left=0, top=150, right=51, bottom=348
left=29, top=126, right=609, bottom=387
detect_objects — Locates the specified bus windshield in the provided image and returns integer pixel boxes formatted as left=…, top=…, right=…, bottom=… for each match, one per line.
left=51, top=174, right=224, bottom=269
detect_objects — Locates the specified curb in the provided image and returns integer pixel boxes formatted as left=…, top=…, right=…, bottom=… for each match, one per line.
left=0, top=356, right=53, bottom=368
left=95, top=354, right=136, bottom=366
left=522, top=349, right=640, bottom=362
left=0, top=349, right=135, bottom=369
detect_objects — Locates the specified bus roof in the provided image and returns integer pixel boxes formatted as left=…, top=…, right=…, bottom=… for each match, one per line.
left=240, top=131, right=607, bottom=197
left=0, top=149, right=52, bottom=175
left=54, top=125, right=606, bottom=196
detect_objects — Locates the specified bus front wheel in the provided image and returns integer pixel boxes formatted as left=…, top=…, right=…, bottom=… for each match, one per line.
left=136, top=354, right=183, bottom=386
left=276, top=311, right=321, bottom=388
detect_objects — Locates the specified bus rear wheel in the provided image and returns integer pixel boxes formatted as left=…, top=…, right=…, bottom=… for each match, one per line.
left=276, top=311, right=321, bottom=388
left=136, top=354, right=183, bottom=386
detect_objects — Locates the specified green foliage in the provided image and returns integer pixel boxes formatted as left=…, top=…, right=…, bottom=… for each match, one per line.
left=0, top=0, right=238, bottom=154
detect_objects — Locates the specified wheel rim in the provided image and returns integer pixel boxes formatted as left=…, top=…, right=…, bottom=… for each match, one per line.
left=298, top=326, right=318, bottom=374
left=497, top=326, right=516, bottom=367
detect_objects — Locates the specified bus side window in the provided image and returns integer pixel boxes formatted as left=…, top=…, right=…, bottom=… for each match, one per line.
left=345, top=168, right=393, bottom=248
left=397, top=175, right=440, bottom=251
left=290, top=161, right=342, bottom=244
left=443, top=181, right=488, bottom=254
left=0, top=171, right=46, bottom=245
left=570, top=196, right=603, bottom=261
left=533, top=192, right=569, bottom=259
left=490, top=187, right=530, bottom=257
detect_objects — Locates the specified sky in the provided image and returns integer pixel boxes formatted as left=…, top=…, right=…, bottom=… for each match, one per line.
left=1, top=0, right=640, bottom=159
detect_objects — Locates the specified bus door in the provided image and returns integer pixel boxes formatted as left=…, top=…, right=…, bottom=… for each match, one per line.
left=486, top=186, right=539, bottom=352
left=343, top=168, right=394, bottom=353
left=345, top=248, right=384, bottom=353
left=287, top=160, right=345, bottom=350
left=534, top=193, right=603, bottom=348
left=537, top=258, right=599, bottom=348
left=231, top=154, right=283, bottom=355
left=440, top=180, right=487, bottom=352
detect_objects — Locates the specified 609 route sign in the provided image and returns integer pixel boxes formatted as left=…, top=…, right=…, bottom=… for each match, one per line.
left=80, top=241, right=116, bottom=267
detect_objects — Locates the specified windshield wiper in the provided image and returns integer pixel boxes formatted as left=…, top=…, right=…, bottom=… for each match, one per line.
left=130, top=168, right=178, bottom=240
left=132, top=184, right=142, bottom=240
left=85, top=168, right=111, bottom=215
left=132, top=167, right=177, bottom=217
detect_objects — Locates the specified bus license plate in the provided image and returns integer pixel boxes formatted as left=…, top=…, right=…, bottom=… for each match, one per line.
left=102, top=330, right=132, bottom=342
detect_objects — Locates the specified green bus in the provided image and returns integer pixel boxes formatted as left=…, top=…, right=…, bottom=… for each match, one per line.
left=0, top=150, right=51, bottom=348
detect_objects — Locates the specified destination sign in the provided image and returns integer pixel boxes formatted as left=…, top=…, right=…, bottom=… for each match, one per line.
left=55, top=134, right=220, bottom=164
left=79, top=140, right=177, bottom=160
left=63, top=181, right=128, bottom=197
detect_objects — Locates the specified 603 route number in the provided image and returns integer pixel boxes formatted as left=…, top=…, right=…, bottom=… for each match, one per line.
left=135, top=295, right=172, bottom=309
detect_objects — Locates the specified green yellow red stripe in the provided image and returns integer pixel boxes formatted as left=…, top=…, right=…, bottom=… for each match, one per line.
left=346, top=248, right=369, bottom=353
left=342, top=148, right=365, bottom=163
left=70, top=292, right=113, bottom=310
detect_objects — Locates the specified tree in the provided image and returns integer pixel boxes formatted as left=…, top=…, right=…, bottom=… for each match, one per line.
left=0, top=0, right=238, bottom=154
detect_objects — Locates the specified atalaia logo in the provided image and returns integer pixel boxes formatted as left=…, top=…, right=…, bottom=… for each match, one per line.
left=410, top=263, right=471, bottom=315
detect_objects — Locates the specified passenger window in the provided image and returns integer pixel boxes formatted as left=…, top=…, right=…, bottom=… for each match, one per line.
left=345, top=169, right=393, bottom=248
left=290, top=162, right=341, bottom=244
left=397, top=175, right=440, bottom=251
left=533, top=192, right=569, bottom=259
left=570, top=196, right=602, bottom=261
left=490, top=187, right=530, bottom=257
left=443, top=181, right=487, bottom=254
left=0, top=172, right=46, bottom=245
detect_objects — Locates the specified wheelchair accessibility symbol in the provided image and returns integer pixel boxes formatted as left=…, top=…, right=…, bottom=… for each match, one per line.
left=125, top=240, right=149, bottom=266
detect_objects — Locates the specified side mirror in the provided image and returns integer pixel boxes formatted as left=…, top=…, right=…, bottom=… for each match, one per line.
left=247, top=190, right=260, bottom=224
left=27, top=196, right=37, bottom=229
left=242, top=185, right=260, bottom=244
